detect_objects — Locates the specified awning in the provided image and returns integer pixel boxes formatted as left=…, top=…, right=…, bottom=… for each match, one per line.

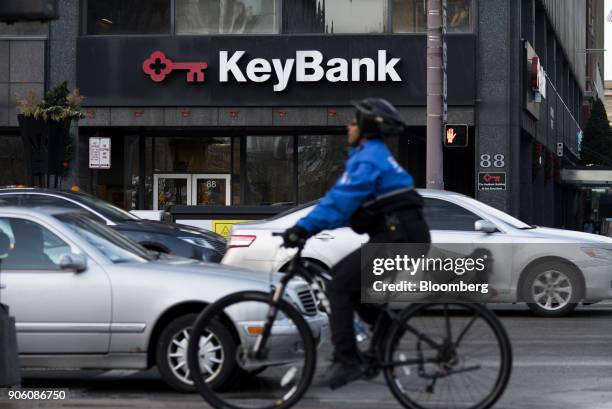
left=560, top=169, right=612, bottom=185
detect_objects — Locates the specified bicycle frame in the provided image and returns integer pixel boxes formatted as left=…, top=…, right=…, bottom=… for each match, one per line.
left=253, top=245, right=480, bottom=377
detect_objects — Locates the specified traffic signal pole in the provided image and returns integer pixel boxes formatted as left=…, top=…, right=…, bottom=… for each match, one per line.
left=426, top=0, right=445, bottom=189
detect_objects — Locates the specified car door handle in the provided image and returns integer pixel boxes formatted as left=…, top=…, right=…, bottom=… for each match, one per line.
left=315, top=233, right=335, bottom=240
left=0, top=283, right=5, bottom=290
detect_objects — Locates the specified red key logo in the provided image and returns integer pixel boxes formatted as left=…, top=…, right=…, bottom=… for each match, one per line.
left=142, top=51, right=208, bottom=83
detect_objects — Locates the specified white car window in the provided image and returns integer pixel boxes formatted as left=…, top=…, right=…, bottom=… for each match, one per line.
left=423, top=198, right=481, bottom=231
left=458, top=196, right=531, bottom=229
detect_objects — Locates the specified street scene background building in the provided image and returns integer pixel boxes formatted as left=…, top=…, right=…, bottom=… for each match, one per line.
left=0, top=0, right=604, bottom=231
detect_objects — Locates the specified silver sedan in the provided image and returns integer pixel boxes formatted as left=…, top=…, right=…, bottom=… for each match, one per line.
left=0, top=207, right=327, bottom=392
left=223, top=189, right=612, bottom=317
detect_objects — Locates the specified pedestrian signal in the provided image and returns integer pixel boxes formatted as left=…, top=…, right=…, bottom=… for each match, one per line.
left=444, top=125, right=468, bottom=147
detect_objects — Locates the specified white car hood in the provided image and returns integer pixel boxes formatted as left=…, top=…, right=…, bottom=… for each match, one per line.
left=524, top=227, right=612, bottom=244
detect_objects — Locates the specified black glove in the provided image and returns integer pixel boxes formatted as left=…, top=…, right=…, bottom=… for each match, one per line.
left=281, top=225, right=309, bottom=248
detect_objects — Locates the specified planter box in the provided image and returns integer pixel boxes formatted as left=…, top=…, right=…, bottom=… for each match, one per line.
left=17, top=115, right=70, bottom=178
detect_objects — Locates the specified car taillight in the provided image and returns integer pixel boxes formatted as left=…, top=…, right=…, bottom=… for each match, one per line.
left=228, top=235, right=257, bottom=248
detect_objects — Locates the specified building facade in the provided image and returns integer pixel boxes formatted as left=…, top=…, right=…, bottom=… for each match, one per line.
left=0, top=0, right=595, bottom=230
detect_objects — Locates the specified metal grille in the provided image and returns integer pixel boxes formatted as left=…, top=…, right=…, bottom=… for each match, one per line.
left=210, top=238, right=227, bottom=254
left=296, top=286, right=317, bottom=316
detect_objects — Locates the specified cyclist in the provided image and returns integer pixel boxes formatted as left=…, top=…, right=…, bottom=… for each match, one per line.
left=282, top=98, right=431, bottom=388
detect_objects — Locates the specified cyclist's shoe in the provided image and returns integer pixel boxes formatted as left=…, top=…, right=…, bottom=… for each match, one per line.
left=320, top=361, right=363, bottom=389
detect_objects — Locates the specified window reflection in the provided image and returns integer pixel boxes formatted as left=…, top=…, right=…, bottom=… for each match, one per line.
left=86, top=0, right=170, bottom=34
left=154, top=137, right=231, bottom=173
left=283, top=0, right=386, bottom=33
left=176, top=0, right=279, bottom=34
left=246, top=136, right=294, bottom=205
left=447, top=0, right=472, bottom=32
left=298, top=135, right=347, bottom=203
left=392, top=0, right=426, bottom=33
left=393, top=0, right=472, bottom=33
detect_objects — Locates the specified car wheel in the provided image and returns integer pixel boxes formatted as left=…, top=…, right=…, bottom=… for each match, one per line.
left=156, top=314, right=236, bottom=392
left=523, top=262, right=582, bottom=317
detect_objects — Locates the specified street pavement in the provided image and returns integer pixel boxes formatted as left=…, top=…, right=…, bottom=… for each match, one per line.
left=2, top=304, right=612, bottom=409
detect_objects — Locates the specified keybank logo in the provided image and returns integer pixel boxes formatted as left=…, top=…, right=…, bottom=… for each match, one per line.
left=142, top=51, right=209, bottom=83
left=142, top=50, right=402, bottom=91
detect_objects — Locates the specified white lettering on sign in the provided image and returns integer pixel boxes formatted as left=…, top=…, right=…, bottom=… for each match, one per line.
left=220, top=50, right=247, bottom=82
left=89, top=137, right=111, bottom=169
left=296, top=50, right=325, bottom=82
left=246, top=58, right=272, bottom=82
left=326, top=58, right=348, bottom=82
left=219, top=50, right=402, bottom=92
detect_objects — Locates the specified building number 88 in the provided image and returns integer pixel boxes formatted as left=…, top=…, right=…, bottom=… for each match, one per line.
left=480, top=154, right=505, bottom=168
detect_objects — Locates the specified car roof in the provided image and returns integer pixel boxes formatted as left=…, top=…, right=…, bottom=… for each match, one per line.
left=0, top=187, right=84, bottom=198
left=0, top=205, right=84, bottom=217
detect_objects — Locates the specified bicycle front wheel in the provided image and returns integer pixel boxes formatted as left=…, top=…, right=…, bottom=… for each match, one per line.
left=383, top=303, right=512, bottom=409
left=187, top=291, right=318, bottom=409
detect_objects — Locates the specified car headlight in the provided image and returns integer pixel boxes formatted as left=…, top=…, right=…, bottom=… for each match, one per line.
left=178, top=237, right=214, bottom=250
left=581, top=247, right=612, bottom=260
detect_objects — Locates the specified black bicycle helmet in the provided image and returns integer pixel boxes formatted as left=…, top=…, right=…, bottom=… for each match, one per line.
left=351, top=98, right=407, bottom=137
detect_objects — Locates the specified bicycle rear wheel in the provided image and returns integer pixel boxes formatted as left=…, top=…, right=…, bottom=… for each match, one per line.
left=187, top=291, right=318, bottom=409
left=383, top=303, right=512, bottom=409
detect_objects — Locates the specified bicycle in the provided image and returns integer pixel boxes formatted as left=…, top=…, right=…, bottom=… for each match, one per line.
left=187, top=234, right=513, bottom=409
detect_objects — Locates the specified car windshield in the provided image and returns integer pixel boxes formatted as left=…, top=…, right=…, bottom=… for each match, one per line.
left=70, top=192, right=138, bottom=222
left=54, top=213, right=153, bottom=263
left=459, top=196, right=531, bottom=229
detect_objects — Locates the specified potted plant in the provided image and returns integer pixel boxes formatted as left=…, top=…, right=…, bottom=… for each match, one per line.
left=15, top=82, right=84, bottom=187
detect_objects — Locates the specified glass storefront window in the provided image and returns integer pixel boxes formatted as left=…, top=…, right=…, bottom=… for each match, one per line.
left=144, top=137, right=153, bottom=210
left=246, top=136, right=294, bottom=205
left=298, top=135, right=346, bottom=203
left=157, top=176, right=189, bottom=211
left=154, top=137, right=231, bottom=173
left=232, top=136, right=242, bottom=205
left=176, top=0, right=279, bottom=34
left=85, top=0, right=170, bottom=35
left=393, top=0, right=472, bottom=33
left=123, top=135, right=140, bottom=210
left=283, top=0, right=387, bottom=33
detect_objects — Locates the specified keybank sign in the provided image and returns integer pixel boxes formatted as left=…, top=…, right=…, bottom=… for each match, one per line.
left=142, top=50, right=402, bottom=92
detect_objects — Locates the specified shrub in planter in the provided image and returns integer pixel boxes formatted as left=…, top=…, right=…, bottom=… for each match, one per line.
left=15, top=82, right=84, bottom=183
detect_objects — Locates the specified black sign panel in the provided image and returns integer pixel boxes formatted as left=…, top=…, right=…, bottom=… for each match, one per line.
left=77, top=35, right=476, bottom=107
left=444, top=124, right=468, bottom=147
left=478, top=172, right=507, bottom=191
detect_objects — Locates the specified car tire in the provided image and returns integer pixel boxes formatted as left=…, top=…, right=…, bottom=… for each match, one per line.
left=156, top=314, right=236, bottom=393
left=522, top=261, right=582, bottom=317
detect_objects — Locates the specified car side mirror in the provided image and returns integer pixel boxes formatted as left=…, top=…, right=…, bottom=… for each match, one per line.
left=59, top=253, right=87, bottom=273
left=474, top=220, right=498, bottom=234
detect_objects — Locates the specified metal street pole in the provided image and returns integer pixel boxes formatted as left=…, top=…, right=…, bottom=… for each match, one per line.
left=426, top=0, right=445, bottom=189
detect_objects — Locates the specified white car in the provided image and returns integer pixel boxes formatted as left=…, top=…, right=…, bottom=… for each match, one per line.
left=223, top=189, right=612, bottom=317
left=0, top=207, right=327, bottom=392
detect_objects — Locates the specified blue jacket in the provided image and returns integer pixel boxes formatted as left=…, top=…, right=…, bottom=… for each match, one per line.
left=297, top=139, right=415, bottom=235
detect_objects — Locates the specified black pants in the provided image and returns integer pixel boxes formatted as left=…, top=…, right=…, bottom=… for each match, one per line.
left=327, top=210, right=431, bottom=363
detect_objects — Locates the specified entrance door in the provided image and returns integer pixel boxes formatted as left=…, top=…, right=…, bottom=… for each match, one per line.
left=192, top=174, right=231, bottom=206
left=153, top=174, right=191, bottom=211
left=153, top=174, right=231, bottom=209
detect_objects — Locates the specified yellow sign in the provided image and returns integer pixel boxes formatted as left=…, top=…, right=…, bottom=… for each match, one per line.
left=212, top=220, right=252, bottom=239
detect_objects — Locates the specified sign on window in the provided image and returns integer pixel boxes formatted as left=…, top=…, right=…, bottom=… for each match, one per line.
left=89, top=137, right=111, bottom=169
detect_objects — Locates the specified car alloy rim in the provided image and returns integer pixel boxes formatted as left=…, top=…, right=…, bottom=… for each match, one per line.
left=531, top=270, right=572, bottom=311
left=167, top=327, right=224, bottom=385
